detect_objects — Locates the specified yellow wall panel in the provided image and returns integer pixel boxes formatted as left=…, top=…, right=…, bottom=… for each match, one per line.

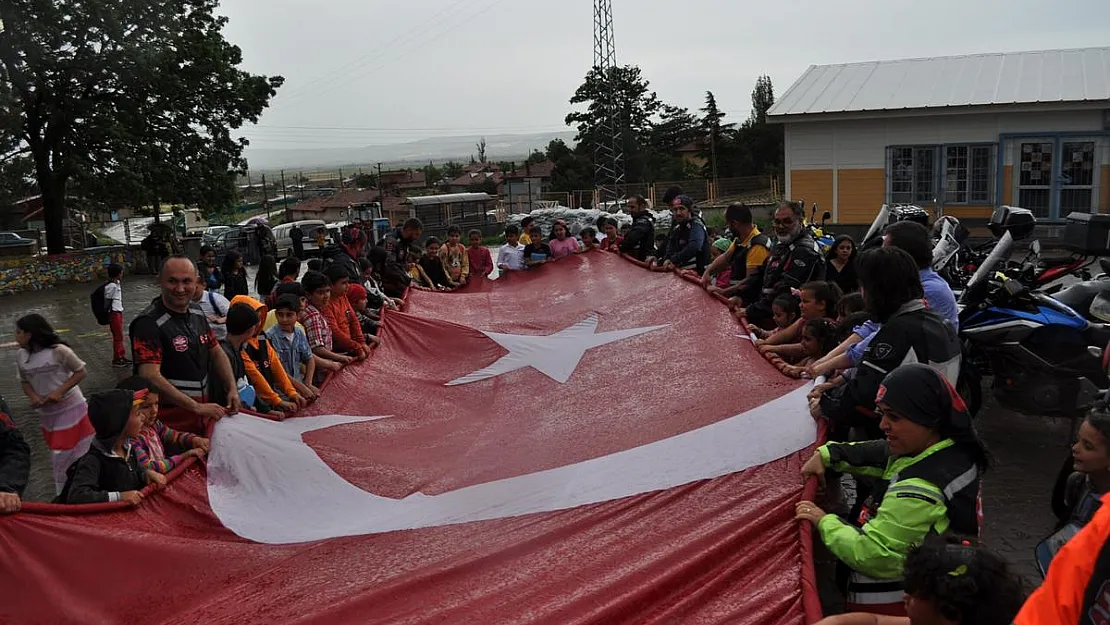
left=837, top=169, right=886, bottom=224
left=1002, top=166, right=1013, bottom=206
left=789, top=169, right=834, bottom=218
left=941, top=205, right=993, bottom=220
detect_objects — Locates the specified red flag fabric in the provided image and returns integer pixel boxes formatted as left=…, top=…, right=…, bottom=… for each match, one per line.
left=0, top=251, right=822, bottom=625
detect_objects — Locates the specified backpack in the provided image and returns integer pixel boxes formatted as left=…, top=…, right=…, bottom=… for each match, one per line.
left=90, top=281, right=111, bottom=325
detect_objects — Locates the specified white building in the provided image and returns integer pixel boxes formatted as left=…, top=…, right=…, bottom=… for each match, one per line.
left=768, top=47, right=1110, bottom=224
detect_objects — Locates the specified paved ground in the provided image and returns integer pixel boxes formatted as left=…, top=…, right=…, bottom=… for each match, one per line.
left=0, top=271, right=1068, bottom=607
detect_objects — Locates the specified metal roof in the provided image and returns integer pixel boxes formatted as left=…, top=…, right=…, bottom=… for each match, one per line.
left=767, top=47, right=1110, bottom=119
left=404, top=193, right=495, bottom=206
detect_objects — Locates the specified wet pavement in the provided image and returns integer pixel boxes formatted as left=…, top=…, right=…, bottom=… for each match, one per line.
left=0, top=270, right=1067, bottom=602
left=0, top=269, right=257, bottom=502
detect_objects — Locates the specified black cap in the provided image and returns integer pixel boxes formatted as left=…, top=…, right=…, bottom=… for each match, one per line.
left=876, top=363, right=970, bottom=434
left=87, top=389, right=135, bottom=448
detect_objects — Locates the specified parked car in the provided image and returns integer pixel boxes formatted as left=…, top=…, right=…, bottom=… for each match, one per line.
left=0, top=232, right=38, bottom=256
left=202, top=226, right=232, bottom=247
left=0, top=232, right=35, bottom=246
left=272, top=220, right=325, bottom=257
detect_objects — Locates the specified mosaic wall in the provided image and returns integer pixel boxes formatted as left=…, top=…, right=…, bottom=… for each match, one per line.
left=0, top=247, right=132, bottom=296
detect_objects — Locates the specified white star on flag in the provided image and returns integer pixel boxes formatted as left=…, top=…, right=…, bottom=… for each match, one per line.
left=446, top=313, right=670, bottom=386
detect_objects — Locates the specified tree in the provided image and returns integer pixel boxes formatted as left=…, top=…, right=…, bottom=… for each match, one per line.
left=566, top=65, right=663, bottom=184
left=737, top=75, right=783, bottom=175
left=442, top=161, right=464, bottom=179
left=0, top=0, right=283, bottom=252
left=497, top=161, right=515, bottom=174
left=422, top=162, right=442, bottom=187
left=545, top=139, right=591, bottom=193
left=525, top=150, right=547, bottom=166
left=749, top=75, right=775, bottom=127
left=699, top=91, right=737, bottom=180
left=354, top=173, right=376, bottom=188
left=641, top=104, right=701, bottom=182
left=476, top=137, right=487, bottom=163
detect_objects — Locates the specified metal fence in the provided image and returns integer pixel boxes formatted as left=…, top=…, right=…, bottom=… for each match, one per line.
left=560, top=175, right=778, bottom=212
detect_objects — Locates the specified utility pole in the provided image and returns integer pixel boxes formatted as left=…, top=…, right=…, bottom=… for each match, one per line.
left=261, top=173, right=270, bottom=220
left=338, top=168, right=344, bottom=190
left=298, top=172, right=306, bottom=201
left=592, top=0, right=624, bottom=206
left=710, top=125, right=718, bottom=202
left=377, top=162, right=384, bottom=200
left=280, top=170, right=288, bottom=214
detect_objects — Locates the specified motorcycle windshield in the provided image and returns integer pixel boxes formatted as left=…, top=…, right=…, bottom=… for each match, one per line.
left=932, top=219, right=960, bottom=270
left=861, top=204, right=890, bottom=246
left=966, top=231, right=1014, bottom=293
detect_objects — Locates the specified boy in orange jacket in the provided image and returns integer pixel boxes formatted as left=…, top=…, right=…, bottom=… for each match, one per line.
left=228, top=296, right=306, bottom=418
left=322, top=264, right=369, bottom=361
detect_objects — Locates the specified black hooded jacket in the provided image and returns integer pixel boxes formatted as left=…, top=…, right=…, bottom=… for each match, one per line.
left=57, top=390, right=145, bottom=504
left=619, top=211, right=656, bottom=261
left=0, top=412, right=29, bottom=496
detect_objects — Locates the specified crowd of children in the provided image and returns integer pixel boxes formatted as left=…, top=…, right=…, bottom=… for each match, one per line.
left=9, top=206, right=1110, bottom=624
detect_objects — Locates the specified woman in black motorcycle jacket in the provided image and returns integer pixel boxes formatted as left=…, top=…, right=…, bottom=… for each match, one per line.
left=813, top=247, right=962, bottom=440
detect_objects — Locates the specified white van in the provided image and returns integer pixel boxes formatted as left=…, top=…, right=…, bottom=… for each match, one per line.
left=273, top=220, right=326, bottom=257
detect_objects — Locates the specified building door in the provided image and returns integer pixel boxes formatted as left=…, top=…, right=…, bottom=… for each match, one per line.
left=1017, top=141, right=1053, bottom=218
left=1014, top=138, right=1101, bottom=219
left=1058, top=141, right=1097, bottom=216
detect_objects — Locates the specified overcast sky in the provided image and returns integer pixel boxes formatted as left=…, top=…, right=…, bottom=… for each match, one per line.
left=220, top=0, right=1110, bottom=150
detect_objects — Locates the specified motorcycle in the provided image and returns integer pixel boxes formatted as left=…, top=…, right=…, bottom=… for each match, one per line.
left=958, top=230, right=1110, bottom=423
left=801, top=202, right=835, bottom=254
left=860, top=203, right=931, bottom=250
left=934, top=206, right=1100, bottom=295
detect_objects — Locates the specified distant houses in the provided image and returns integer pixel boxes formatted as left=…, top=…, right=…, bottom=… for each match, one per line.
left=281, top=160, right=557, bottom=232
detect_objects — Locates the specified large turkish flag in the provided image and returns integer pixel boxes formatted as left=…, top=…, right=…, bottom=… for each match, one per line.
left=0, top=252, right=821, bottom=624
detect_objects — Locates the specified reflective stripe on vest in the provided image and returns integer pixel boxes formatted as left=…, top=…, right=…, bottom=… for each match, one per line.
left=846, top=570, right=905, bottom=609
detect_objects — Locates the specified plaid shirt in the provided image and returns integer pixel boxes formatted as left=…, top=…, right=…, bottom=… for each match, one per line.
left=300, top=304, right=332, bottom=351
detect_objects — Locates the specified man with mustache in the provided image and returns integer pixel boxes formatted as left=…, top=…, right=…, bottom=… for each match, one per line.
left=740, top=200, right=824, bottom=329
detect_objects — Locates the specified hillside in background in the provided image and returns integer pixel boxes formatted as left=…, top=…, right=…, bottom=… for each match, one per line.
left=243, top=131, right=577, bottom=171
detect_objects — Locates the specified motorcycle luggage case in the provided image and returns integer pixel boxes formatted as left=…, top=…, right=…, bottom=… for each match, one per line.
left=989, top=205, right=1036, bottom=240
left=1064, top=212, right=1110, bottom=256
left=890, top=204, right=930, bottom=225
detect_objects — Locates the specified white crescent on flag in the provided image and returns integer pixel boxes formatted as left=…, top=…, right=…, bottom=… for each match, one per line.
left=207, top=382, right=816, bottom=544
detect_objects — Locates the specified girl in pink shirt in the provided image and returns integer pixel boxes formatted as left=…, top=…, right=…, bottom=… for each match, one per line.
left=548, top=220, right=580, bottom=259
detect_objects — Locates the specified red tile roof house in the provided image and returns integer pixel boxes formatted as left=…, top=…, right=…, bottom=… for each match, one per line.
left=285, top=189, right=381, bottom=223
left=380, top=170, right=428, bottom=191
left=504, top=160, right=557, bottom=213
left=447, top=169, right=504, bottom=194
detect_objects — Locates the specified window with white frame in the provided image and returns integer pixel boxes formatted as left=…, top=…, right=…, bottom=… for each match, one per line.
left=889, top=146, right=937, bottom=204
left=944, top=145, right=994, bottom=204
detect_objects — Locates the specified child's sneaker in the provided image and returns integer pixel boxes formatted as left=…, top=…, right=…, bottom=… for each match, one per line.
left=112, top=357, right=132, bottom=367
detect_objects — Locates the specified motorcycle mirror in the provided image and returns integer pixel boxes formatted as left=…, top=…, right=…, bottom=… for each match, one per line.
left=821, top=211, right=831, bottom=224
left=1032, top=240, right=1042, bottom=255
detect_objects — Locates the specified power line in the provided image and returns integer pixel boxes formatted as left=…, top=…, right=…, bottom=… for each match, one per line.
left=278, top=0, right=508, bottom=103
left=245, top=123, right=571, bottom=132
left=275, top=0, right=475, bottom=101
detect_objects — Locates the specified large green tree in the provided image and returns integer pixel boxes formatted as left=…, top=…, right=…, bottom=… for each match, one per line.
left=0, top=0, right=283, bottom=253
left=566, top=65, right=664, bottom=184
left=739, top=75, right=783, bottom=175
left=545, top=139, right=591, bottom=193
left=699, top=91, right=738, bottom=179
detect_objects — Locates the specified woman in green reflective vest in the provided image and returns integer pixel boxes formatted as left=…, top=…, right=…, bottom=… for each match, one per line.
left=796, top=363, right=990, bottom=616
